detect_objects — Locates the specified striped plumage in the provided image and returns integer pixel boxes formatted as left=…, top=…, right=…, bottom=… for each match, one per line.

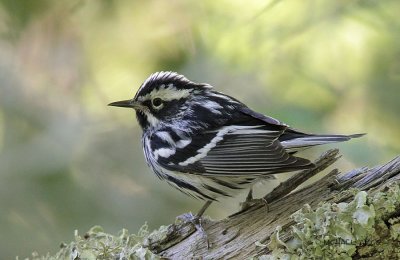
left=109, top=72, right=363, bottom=204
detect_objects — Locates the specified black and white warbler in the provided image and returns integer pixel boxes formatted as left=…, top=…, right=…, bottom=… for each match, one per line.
left=109, top=71, right=363, bottom=217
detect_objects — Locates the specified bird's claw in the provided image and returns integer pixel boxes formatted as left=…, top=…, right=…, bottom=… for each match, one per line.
left=240, top=197, right=269, bottom=212
left=176, top=212, right=210, bottom=248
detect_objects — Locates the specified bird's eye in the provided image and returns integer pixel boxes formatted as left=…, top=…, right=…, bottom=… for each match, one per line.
left=152, top=98, right=163, bottom=108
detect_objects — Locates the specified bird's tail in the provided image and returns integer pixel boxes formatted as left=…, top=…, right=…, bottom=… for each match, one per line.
left=279, top=128, right=365, bottom=152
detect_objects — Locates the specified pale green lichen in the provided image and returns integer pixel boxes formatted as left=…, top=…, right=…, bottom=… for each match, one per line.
left=258, top=183, right=400, bottom=259
left=372, top=184, right=400, bottom=219
left=24, top=184, right=400, bottom=259
left=142, top=224, right=169, bottom=247
left=27, top=224, right=160, bottom=260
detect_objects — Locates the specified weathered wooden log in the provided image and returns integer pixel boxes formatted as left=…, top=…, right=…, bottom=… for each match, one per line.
left=37, top=150, right=400, bottom=259
left=143, top=150, right=400, bottom=259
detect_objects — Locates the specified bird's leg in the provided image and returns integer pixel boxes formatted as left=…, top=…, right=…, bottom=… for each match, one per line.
left=176, top=200, right=213, bottom=248
left=196, top=200, right=213, bottom=218
left=194, top=200, right=212, bottom=248
left=240, top=188, right=269, bottom=211
left=240, top=188, right=255, bottom=210
left=246, top=187, right=254, bottom=202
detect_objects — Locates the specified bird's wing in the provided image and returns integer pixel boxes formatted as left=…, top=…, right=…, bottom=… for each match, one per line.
left=157, top=108, right=313, bottom=176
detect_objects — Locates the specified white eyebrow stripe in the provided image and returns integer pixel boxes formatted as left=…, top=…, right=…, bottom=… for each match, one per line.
left=137, top=84, right=193, bottom=102
left=137, top=71, right=181, bottom=94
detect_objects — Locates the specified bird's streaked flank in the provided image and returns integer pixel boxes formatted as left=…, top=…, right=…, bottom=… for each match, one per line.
left=109, top=71, right=363, bottom=219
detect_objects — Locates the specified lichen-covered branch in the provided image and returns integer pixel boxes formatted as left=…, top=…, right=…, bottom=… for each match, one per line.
left=145, top=151, right=400, bottom=259
left=30, top=151, right=400, bottom=259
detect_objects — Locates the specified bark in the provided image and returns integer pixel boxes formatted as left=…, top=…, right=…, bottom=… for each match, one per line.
left=143, top=150, right=400, bottom=259
left=36, top=150, right=400, bottom=260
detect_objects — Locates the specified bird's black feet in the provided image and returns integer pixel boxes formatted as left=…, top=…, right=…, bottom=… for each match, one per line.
left=176, top=212, right=210, bottom=248
left=175, top=200, right=213, bottom=248
left=240, top=197, right=270, bottom=211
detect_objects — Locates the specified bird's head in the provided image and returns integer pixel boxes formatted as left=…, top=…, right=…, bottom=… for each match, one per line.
left=109, top=71, right=215, bottom=130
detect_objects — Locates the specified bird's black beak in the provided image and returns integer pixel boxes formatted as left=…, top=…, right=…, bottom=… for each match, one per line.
left=108, top=99, right=137, bottom=108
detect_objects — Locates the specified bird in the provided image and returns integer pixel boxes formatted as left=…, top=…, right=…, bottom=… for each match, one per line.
left=109, top=71, right=363, bottom=219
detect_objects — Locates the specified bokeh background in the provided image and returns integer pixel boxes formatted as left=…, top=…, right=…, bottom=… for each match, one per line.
left=1, top=0, right=399, bottom=258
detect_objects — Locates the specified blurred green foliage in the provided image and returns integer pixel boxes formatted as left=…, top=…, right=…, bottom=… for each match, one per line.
left=0, top=0, right=398, bottom=258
